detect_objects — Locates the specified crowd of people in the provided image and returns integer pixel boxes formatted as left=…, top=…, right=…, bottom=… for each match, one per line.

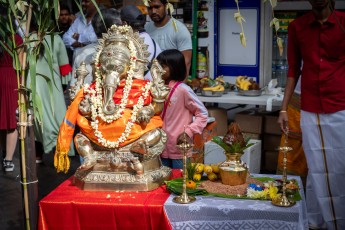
left=1, top=0, right=198, bottom=170
left=1, top=0, right=344, bottom=229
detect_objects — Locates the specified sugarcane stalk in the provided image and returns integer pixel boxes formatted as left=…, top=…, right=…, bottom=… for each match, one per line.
left=17, top=5, right=33, bottom=230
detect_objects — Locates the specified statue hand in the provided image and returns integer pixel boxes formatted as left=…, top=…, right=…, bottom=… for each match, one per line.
left=151, top=83, right=170, bottom=101
left=79, top=95, right=91, bottom=116
left=137, top=106, right=154, bottom=125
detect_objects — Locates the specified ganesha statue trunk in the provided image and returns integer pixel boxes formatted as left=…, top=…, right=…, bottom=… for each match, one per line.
left=55, top=25, right=171, bottom=191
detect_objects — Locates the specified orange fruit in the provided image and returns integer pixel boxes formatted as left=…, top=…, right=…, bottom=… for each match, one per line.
left=186, top=180, right=197, bottom=189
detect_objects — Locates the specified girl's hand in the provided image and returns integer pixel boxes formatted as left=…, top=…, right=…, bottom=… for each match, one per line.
left=277, top=111, right=289, bottom=134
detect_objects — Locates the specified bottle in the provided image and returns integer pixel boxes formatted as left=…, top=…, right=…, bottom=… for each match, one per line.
left=276, top=59, right=287, bottom=88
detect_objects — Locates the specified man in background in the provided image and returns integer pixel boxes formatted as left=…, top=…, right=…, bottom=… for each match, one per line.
left=63, top=0, right=98, bottom=52
left=145, top=0, right=192, bottom=78
left=121, top=4, right=162, bottom=81
left=58, top=3, right=75, bottom=65
left=70, top=8, right=122, bottom=89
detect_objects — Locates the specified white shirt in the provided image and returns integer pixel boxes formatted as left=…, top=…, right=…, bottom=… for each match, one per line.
left=71, top=43, right=96, bottom=86
left=62, top=14, right=97, bottom=50
left=145, top=18, right=192, bottom=52
left=140, top=32, right=162, bottom=81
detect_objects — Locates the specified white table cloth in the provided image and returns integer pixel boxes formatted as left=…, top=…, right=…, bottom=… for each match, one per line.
left=164, top=175, right=308, bottom=230
left=197, top=92, right=283, bottom=111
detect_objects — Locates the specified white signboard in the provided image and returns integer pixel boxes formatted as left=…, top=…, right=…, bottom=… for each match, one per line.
left=219, top=8, right=258, bottom=66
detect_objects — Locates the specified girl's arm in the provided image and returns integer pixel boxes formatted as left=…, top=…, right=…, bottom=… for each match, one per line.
left=184, top=87, right=208, bottom=138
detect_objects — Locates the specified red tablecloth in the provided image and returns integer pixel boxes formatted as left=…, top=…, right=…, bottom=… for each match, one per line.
left=38, top=170, right=182, bottom=230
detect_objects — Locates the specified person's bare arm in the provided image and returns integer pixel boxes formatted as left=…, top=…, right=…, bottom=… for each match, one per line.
left=181, top=49, right=192, bottom=79
left=277, top=77, right=297, bottom=134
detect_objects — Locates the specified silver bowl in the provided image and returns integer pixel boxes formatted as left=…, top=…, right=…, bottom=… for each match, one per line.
left=201, top=90, right=224, bottom=97
left=237, top=89, right=263, bottom=96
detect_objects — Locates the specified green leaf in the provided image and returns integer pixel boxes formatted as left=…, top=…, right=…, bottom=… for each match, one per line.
left=240, top=32, right=246, bottom=48
left=34, top=91, right=43, bottom=126
left=270, top=18, right=280, bottom=32
left=269, top=0, right=278, bottom=8
left=212, top=136, right=231, bottom=152
left=234, top=12, right=245, bottom=24
left=277, top=37, right=284, bottom=56
left=165, top=178, right=208, bottom=196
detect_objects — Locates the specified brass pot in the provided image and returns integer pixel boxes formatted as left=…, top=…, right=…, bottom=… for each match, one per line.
left=219, top=153, right=248, bottom=186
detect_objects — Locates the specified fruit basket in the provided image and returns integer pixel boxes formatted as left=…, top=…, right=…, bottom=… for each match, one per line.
left=237, top=89, right=263, bottom=97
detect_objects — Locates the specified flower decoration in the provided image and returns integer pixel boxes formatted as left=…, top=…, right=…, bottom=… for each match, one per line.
left=247, top=182, right=279, bottom=200
left=83, top=25, right=152, bottom=148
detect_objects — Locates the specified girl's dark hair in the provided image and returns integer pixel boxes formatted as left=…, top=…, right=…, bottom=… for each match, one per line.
left=156, top=49, right=186, bottom=82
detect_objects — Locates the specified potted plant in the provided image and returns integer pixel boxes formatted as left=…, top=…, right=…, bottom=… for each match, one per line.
left=212, top=122, right=253, bottom=186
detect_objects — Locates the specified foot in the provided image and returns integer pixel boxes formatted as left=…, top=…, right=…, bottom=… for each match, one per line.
left=3, top=159, right=14, bottom=172
left=36, top=157, right=43, bottom=164
left=78, top=156, right=97, bottom=171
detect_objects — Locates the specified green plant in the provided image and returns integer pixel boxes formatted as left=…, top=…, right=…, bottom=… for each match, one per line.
left=0, top=1, right=102, bottom=229
left=211, top=122, right=253, bottom=154
left=212, top=136, right=253, bottom=154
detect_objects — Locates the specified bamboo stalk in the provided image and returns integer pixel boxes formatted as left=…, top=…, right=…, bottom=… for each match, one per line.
left=18, top=5, right=33, bottom=230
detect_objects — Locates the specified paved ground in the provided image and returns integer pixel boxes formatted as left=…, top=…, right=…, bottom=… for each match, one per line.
left=0, top=144, right=80, bottom=230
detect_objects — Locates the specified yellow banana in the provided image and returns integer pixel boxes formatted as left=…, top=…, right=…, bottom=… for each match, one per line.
left=200, top=78, right=209, bottom=83
left=214, top=85, right=225, bottom=92
left=207, top=172, right=218, bottom=181
left=193, top=173, right=202, bottom=182
left=211, top=164, right=220, bottom=173
left=203, top=165, right=213, bottom=174
left=215, top=76, right=225, bottom=84
left=236, top=76, right=246, bottom=87
left=239, top=80, right=251, bottom=90
left=195, top=163, right=204, bottom=173
left=203, top=84, right=224, bottom=92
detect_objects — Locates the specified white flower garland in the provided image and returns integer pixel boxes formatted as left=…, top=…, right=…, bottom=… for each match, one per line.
left=83, top=25, right=152, bottom=148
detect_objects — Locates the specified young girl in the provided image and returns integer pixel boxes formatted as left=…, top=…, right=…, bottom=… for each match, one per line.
left=156, top=49, right=208, bottom=169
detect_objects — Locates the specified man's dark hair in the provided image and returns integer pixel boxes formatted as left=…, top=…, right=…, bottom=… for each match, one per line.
left=120, top=5, right=146, bottom=32
left=159, top=0, right=168, bottom=4
left=92, top=8, right=122, bottom=38
left=60, top=3, right=72, bottom=14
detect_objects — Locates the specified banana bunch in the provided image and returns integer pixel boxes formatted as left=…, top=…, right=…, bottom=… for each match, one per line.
left=236, top=76, right=251, bottom=90
left=200, top=77, right=214, bottom=87
left=191, top=163, right=220, bottom=182
left=202, top=84, right=225, bottom=92
left=236, top=76, right=260, bottom=91
left=215, top=75, right=225, bottom=84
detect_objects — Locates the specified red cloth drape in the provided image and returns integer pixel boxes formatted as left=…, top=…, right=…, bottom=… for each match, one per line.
left=38, top=170, right=182, bottom=230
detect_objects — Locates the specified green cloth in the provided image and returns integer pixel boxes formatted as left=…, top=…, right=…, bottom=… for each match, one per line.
left=26, top=34, right=74, bottom=156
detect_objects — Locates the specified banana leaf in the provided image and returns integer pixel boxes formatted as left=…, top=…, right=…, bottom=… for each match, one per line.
left=165, top=177, right=302, bottom=201
left=165, top=178, right=208, bottom=196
